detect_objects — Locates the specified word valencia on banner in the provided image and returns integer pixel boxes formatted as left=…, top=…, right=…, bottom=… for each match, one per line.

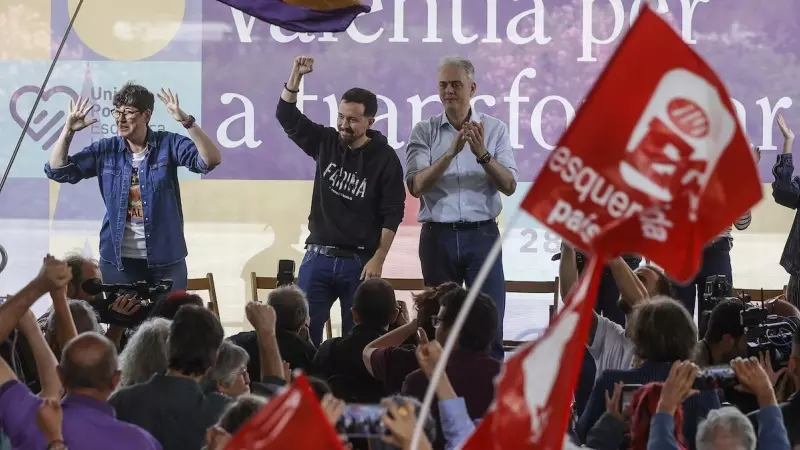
left=463, top=5, right=762, bottom=450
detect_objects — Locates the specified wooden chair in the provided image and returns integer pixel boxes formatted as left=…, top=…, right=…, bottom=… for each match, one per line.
left=502, top=278, right=560, bottom=351
left=733, top=287, right=786, bottom=302
left=250, top=273, right=560, bottom=346
left=187, top=273, right=220, bottom=318
left=249, top=273, right=336, bottom=339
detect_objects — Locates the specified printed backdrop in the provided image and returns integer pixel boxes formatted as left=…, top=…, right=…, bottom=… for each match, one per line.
left=0, top=0, right=798, bottom=334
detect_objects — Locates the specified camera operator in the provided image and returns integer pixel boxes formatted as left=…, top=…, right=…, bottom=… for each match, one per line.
left=693, top=299, right=748, bottom=367
left=748, top=326, right=800, bottom=447
left=694, top=299, right=788, bottom=414
left=771, top=114, right=800, bottom=307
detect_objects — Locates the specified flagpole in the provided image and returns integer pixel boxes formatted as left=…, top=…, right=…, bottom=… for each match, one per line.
left=0, top=0, right=84, bottom=277
left=0, top=0, right=85, bottom=195
left=410, top=208, right=526, bottom=450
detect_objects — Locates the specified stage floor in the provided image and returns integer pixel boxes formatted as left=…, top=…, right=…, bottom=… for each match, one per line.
left=0, top=221, right=791, bottom=342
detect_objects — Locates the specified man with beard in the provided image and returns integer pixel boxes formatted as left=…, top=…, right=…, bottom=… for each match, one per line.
left=276, top=56, right=406, bottom=345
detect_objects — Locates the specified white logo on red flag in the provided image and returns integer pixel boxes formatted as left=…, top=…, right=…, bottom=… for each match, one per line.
left=620, top=69, right=736, bottom=221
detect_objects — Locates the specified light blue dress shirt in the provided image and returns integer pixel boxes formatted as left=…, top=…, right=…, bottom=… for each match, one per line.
left=439, top=397, right=476, bottom=450
left=405, top=108, right=518, bottom=223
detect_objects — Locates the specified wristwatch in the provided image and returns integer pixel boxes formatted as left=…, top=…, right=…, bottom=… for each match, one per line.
left=476, top=152, right=492, bottom=165
left=180, top=115, right=196, bottom=129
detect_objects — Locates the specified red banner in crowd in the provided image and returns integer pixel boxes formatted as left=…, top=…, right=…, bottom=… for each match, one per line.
left=225, top=375, right=343, bottom=450
left=464, top=6, right=761, bottom=450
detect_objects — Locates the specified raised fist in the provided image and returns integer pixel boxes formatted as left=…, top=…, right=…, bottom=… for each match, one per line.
left=245, top=301, right=277, bottom=332
left=293, top=56, right=314, bottom=75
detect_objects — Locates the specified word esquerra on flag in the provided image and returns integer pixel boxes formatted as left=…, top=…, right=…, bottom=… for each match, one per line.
left=463, top=6, right=762, bottom=450
left=216, top=0, right=370, bottom=33
left=224, top=374, right=344, bottom=450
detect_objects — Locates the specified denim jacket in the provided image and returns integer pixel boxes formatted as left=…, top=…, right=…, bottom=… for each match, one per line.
left=44, top=129, right=212, bottom=269
left=772, top=154, right=800, bottom=276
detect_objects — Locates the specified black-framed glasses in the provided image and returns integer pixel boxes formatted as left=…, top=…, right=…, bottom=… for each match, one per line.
left=112, top=109, right=141, bottom=120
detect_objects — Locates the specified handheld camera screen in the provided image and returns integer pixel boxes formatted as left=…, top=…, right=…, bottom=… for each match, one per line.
left=621, top=384, right=642, bottom=411
left=336, top=404, right=385, bottom=438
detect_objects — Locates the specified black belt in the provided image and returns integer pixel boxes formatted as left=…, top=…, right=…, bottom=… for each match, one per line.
left=306, top=244, right=360, bottom=259
left=425, top=220, right=496, bottom=231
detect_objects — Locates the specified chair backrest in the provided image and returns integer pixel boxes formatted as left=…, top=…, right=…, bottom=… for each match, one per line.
left=502, top=278, right=560, bottom=351
left=733, top=287, right=786, bottom=302
left=187, top=273, right=220, bottom=318
left=249, top=273, right=560, bottom=345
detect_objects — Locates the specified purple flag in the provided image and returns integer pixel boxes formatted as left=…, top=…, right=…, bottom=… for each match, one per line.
left=216, top=0, right=370, bottom=33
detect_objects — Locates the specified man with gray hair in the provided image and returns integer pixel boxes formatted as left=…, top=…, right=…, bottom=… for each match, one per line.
left=229, top=284, right=317, bottom=382
left=405, top=56, right=517, bottom=360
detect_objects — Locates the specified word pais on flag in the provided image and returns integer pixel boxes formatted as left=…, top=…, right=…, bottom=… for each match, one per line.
left=215, top=0, right=370, bottom=33
left=462, top=6, right=762, bottom=450
left=224, top=374, right=344, bottom=450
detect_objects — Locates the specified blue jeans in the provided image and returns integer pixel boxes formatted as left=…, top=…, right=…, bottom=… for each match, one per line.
left=297, top=250, right=366, bottom=346
left=418, top=222, right=506, bottom=360
left=99, top=257, right=188, bottom=292
left=674, top=238, right=733, bottom=316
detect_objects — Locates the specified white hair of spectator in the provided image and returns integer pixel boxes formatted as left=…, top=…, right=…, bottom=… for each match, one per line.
left=117, top=317, right=171, bottom=389
left=267, top=284, right=309, bottom=331
left=439, top=56, right=475, bottom=82
left=45, top=299, right=102, bottom=335
left=205, top=341, right=249, bottom=388
left=696, top=406, right=756, bottom=450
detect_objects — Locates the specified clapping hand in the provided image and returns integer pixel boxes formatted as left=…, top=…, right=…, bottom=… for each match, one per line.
left=64, top=97, right=97, bottom=132
left=35, top=255, right=72, bottom=294
left=463, top=122, right=487, bottom=157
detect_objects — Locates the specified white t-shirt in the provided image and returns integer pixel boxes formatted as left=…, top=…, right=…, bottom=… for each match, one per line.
left=587, top=315, right=635, bottom=378
left=121, top=151, right=147, bottom=259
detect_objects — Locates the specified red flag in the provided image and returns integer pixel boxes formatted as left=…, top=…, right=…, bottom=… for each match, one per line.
left=520, top=6, right=760, bottom=281
left=224, top=375, right=344, bottom=450
left=463, top=6, right=761, bottom=450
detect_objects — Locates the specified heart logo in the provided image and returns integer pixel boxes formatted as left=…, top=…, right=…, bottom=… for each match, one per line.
left=9, top=85, right=79, bottom=150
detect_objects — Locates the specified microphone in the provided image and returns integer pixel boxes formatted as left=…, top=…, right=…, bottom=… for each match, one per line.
left=81, top=278, right=131, bottom=296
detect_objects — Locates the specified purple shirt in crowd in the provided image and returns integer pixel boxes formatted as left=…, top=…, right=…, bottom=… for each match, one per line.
left=0, top=380, right=161, bottom=450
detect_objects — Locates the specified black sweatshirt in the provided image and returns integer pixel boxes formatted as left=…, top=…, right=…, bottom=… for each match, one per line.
left=276, top=98, right=405, bottom=254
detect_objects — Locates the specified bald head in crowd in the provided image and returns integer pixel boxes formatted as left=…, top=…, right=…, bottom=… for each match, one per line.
left=59, top=332, right=120, bottom=396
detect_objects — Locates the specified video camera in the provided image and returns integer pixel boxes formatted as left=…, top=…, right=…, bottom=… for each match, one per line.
left=83, top=278, right=173, bottom=328
left=699, top=275, right=796, bottom=368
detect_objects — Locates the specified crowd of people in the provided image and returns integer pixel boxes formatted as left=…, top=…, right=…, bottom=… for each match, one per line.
left=1, top=49, right=800, bottom=449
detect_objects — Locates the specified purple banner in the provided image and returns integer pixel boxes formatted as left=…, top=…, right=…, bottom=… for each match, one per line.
left=201, top=0, right=800, bottom=182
